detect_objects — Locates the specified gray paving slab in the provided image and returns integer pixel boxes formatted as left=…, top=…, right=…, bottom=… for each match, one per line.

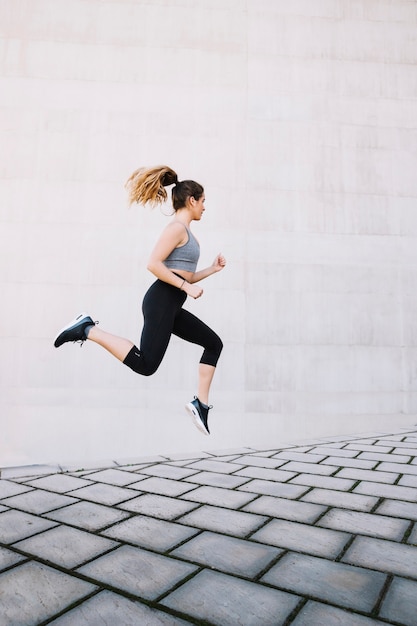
left=185, top=459, right=245, bottom=473
left=0, top=545, right=27, bottom=571
left=0, top=479, right=33, bottom=499
left=0, top=509, right=58, bottom=543
left=45, top=500, right=131, bottom=531
left=279, top=460, right=339, bottom=475
left=133, top=476, right=198, bottom=497
left=178, top=504, right=268, bottom=537
left=407, top=523, right=417, bottom=545
left=375, top=498, right=417, bottom=521
left=183, top=470, right=250, bottom=488
left=378, top=461, right=417, bottom=475
left=14, top=525, right=119, bottom=568
left=272, top=450, right=328, bottom=463
left=262, top=551, right=386, bottom=613
left=103, top=515, right=199, bottom=551
left=238, top=478, right=309, bottom=498
left=379, top=576, right=417, bottom=626
left=48, top=590, right=192, bottom=625
left=24, top=473, right=94, bottom=492
left=242, top=494, right=326, bottom=523
left=317, top=508, right=409, bottom=541
left=78, top=544, right=197, bottom=601
left=1, top=488, right=78, bottom=514
left=309, top=446, right=360, bottom=457
left=292, top=601, right=387, bottom=625
left=0, top=561, right=97, bottom=626
left=136, top=464, right=199, bottom=480
left=353, top=480, right=417, bottom=501
left=182, top=485, right=257, bottom=508
left=301, top=487, right=379, bottom=511
left=358, top=451, right=411, bottom=463
left=171, top=530, right=282, bottom=578
left=251, top=519, right=350, bottom=558
left=321, top=456, right=377, bottom=469
left=69, top=482, right=140, bottom=505
left=233, top=466, right=298, bottom=481
left=342, top=536, right=417, bottom=579
left=335, top=467, right=399, bottom=484
left=85, top=468, right=147, bottom=486
left=399, top=474, right=417, bottom=487
left=229, top=454, right=288, bottom=469
left=118, top=493, right=199, bottom=519
left=289, top=473, right=356, bottom=491
left=161, top=569, right=301, bottom=626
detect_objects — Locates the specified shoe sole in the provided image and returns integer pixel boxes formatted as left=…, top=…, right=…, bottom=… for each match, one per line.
left=54, top=312, right=91, bottom=348
left=185, top=402, right=210, bottom=435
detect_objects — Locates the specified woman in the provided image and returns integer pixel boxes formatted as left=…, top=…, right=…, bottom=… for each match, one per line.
left=54, top=165, right=225, bottom=435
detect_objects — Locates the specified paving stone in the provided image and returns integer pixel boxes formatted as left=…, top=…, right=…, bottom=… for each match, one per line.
left=0, top=479, right=33, bottom=499
left=358, top=451, right=411, bottom=464
left=242, top=495, right=326, bottom=523
left=301, top=489, right=377, bottom=514
left=292, top=601, right=387, bottom=625
left=179, top=504, right=267, bottom=537
left=161, top=569, right=300, bottom=626
left=238, top=479, right=309, bottom=499
left=69, top=482, right=139, bottom=505
left=24, top=473, right=93, bottom=493
left=345, top=444, right=394, bottom=453
left=399, top=474, right=417, bottom=487
left=45, top=500, right=131, bottom=531
left=377, top=461, right=417, bottom=476
left=0, top=465, right=61, bottom=479
left=0, top=561, right=96, bottom=625
left=262, top=552, right=386, bottom=613
left=185, top=459, right=244, bottom=474
left=2, top=489, right=78, bottom=514
left=14, top=525, right=118, bottom=568
left=103, top=515, right=198, bottom=551
left=375, top=499, right=417, bottom=521
left=353, top=481, right=417, bottom=501
left=278, top=461, right=339, bottom=476
left=183, top=470, right=250, bottom=488
left=310, top=447, right=360, bottom=458
left=85, top=468, right=146, bottom=486
left=0, top=546, right=26, bottom=572
left=182, top=485, right=257, bottom=508
left=321, top=457, right=377, bottom=470
left=118, top=493, right=199, bottom=519
left=48, top=589, right=191, bottom=625
left=335, top=467, right=399, bottom=484
left=379, top=576, right=417, bottom=626
left=272, top=451, right=327, bottom=463
left=229, top=455, right=287, bottom=469
left=0, top=504, right=7, bottom=512
left=289, top=473, right=356, bottom=491
left=78, top=544, right=197, bottom=601
left=342, top=536, right=417, bottom=578
left=171, top=531, right=282, bottom=578
left=0, top=509, right=57, bottom=543
left=133, top=477, right=197, bottom=497
left=251, top=519, right=350, bottom=558
left=135, top=464, right=199, bottom=480
left=317, top=508, right=409, bottom=541
left=385, top=440, right=417, bottom=450
left=392, top=447, right=417, bottom=456
left=234, top=466, right=297, bottom=482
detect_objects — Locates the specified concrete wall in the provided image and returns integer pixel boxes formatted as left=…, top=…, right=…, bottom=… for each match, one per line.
left=1, top=0, right=416, bottom=466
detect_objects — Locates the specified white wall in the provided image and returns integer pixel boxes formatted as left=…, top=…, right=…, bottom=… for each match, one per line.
left=1, top=0, right=416, bottom=467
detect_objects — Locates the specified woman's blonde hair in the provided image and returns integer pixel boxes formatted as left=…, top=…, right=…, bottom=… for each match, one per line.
left=125, top=165, right=204, bottom=211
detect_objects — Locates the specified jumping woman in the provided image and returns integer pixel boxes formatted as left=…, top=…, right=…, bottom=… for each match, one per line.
left=53, top=166, right=225, bottom=435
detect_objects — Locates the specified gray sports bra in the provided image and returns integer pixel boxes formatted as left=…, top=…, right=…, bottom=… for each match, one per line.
left=163, top=225, right=200, bottom=272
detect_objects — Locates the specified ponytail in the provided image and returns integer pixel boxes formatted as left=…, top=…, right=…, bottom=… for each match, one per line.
left=125, top=165, right=204, bottom=211
left=125, top=165, right=178, bottom=206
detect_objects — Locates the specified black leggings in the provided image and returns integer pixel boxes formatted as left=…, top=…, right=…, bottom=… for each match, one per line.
left=123, top=279, right=223, bottom=376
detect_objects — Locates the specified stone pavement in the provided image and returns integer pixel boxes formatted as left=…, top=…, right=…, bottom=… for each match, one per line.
left=1, top=429, right=417, bottom=625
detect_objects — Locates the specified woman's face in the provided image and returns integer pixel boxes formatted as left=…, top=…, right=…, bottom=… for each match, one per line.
left=191, top=194, right=206, bottom=220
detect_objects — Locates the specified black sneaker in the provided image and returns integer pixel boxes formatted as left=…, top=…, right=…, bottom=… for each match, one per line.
left=54, top=312, right=96, bottom=348
left=185, top=397, right=212, bottom=435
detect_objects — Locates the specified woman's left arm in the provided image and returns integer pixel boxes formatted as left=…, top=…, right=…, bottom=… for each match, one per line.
left=189, top=253, right=226, bottom=284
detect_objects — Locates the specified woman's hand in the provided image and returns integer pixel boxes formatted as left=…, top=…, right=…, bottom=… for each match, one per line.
left=183, top=282, right=204, bottom=299
left=213, top=253, right=226, bottom=272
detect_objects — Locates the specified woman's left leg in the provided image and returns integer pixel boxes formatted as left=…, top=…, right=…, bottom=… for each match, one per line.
left=173, top=309, right=223, bottom=404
